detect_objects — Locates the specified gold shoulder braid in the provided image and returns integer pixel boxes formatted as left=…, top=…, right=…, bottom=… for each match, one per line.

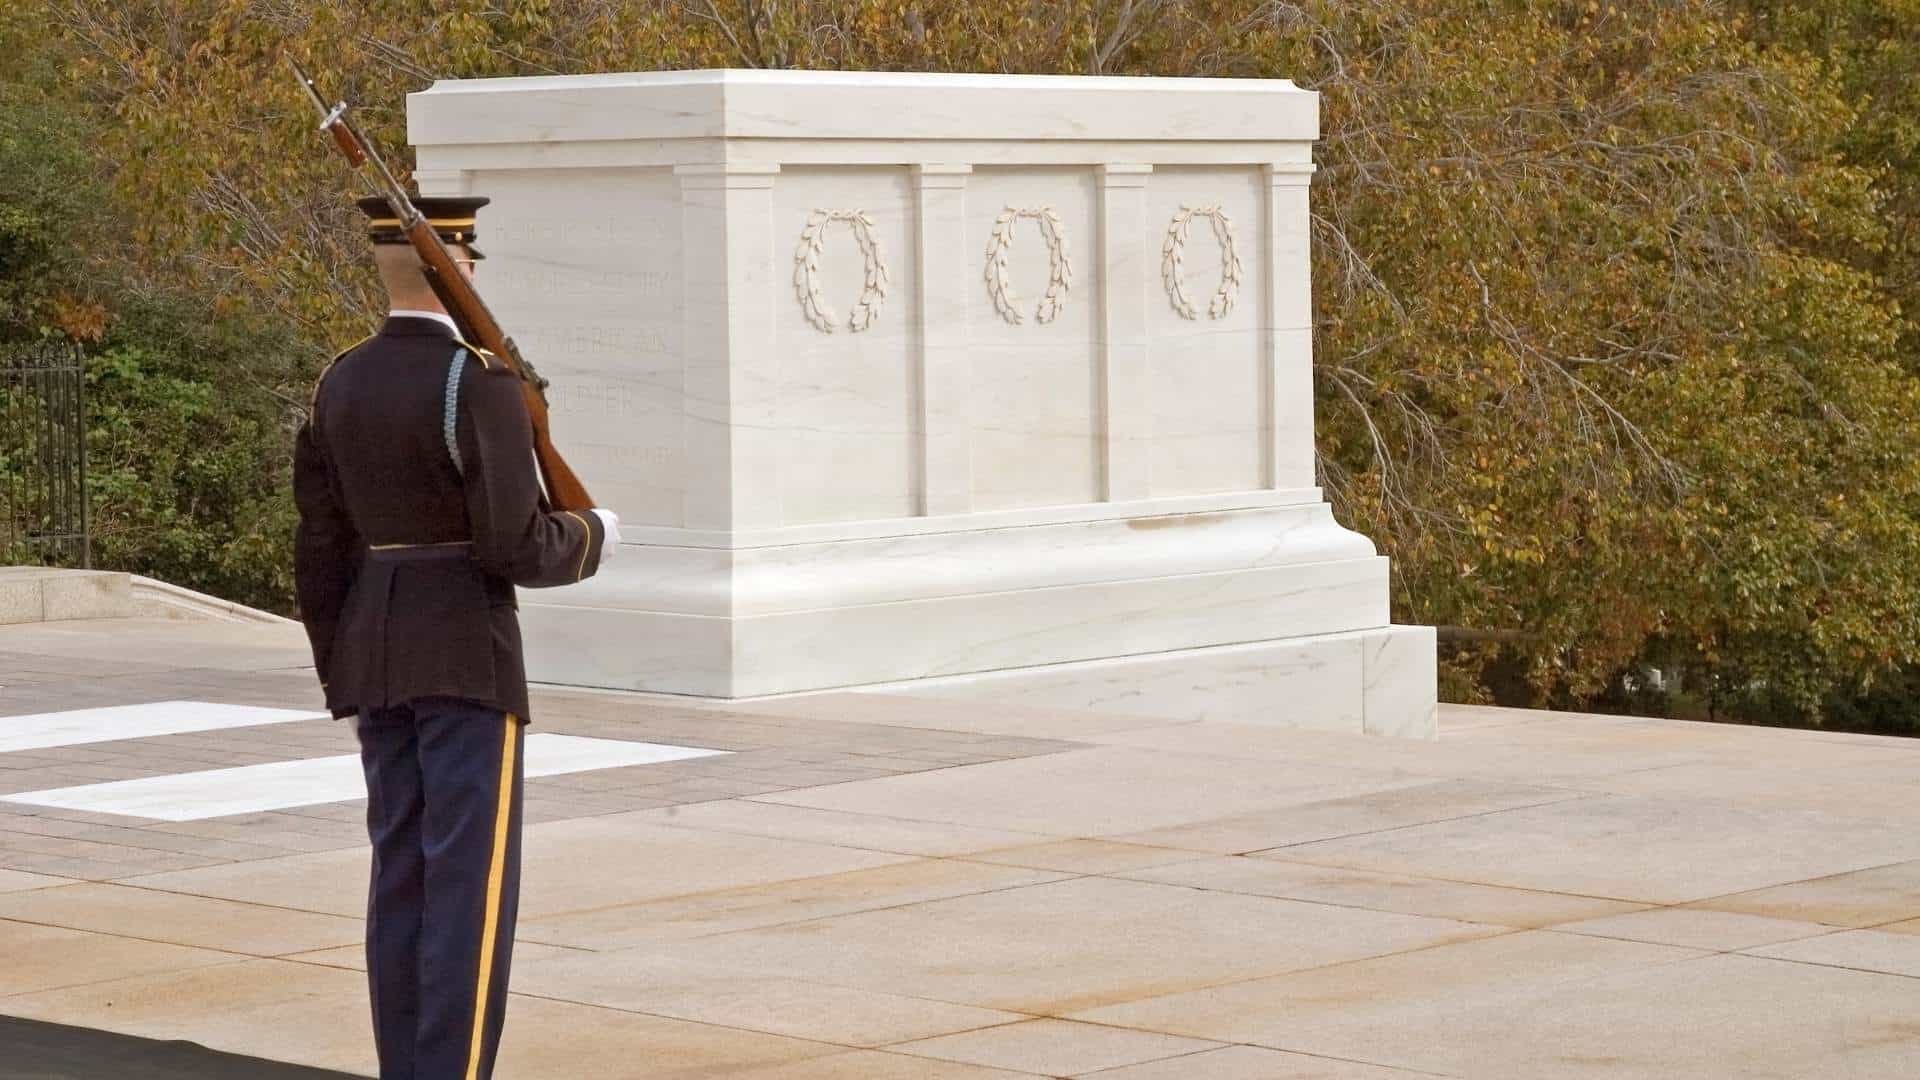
left=310, top=334, right=375, bottom=413
left=453, top=337, right=498, bottom=372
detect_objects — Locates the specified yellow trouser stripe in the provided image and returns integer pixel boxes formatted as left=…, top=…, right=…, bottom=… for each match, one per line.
left=464, top=715, right=518, bottom=1080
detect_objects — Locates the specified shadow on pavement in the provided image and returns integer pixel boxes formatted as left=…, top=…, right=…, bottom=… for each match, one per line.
left=0, top=1014, right=368, bottom=1079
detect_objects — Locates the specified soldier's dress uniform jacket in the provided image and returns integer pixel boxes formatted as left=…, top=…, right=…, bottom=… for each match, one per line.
left=293, top=312, right=605, bottom=1080
left=293, top=315, right=606, bottom=722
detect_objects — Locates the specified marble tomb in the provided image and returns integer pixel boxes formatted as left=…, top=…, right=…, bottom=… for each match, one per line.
left=407, top=69, right=1436, bottom=737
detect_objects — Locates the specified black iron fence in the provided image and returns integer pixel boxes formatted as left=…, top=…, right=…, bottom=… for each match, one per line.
left=0, top=341, right=89, bottom=567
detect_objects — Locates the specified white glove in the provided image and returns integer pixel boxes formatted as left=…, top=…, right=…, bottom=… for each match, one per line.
left=590, top=507, right=621, bottom=564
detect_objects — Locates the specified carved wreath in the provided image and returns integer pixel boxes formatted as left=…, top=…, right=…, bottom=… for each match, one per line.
left=1161, top=204, right=1242, bottom=320
left=793, top=209, right=889, bottom=334
left=984, top=206, right=1073, bottom=326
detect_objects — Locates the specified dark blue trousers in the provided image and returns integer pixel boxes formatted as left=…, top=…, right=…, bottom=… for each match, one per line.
left=356, top=697, right=525, bottom=1080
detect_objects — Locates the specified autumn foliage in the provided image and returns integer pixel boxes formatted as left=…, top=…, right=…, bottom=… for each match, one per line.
left=3, top=0, right=1917, bottom=726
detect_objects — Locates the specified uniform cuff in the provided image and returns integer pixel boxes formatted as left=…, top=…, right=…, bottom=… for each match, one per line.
left=590, top=508, right=620, bottom=564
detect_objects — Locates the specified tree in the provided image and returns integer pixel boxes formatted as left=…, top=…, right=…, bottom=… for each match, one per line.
left=12, top=0, right=1919, bottom=724
left=0, top=10, right=303, bottom=608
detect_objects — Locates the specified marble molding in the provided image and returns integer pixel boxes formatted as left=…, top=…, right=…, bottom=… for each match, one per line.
left=408, top=69, right=1436, bottom=738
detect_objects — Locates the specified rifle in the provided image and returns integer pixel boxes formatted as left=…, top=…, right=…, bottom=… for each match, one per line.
left=287, top=57, right=595, bottom=513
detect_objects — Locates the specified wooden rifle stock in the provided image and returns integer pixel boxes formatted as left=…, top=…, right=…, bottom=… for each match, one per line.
left=287, top=57, right=595, bottom=512
left=407, top=222, right=595, bottom=512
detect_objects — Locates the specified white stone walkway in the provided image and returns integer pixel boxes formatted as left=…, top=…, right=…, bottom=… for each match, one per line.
left=2, top=615, right=1918, bottom=1078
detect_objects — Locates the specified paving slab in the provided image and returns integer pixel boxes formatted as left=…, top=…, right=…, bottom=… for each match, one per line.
left=1271, top=793, right=1920, bottom=904
left=1083, top=716, right=1714, bottom=785
left=524, top=857, right=1068, bottom=949
left=515, top=816, right=917, bottom=919
left=0, top=617, right=313, bottom=671
left=1075, top=1045, right=1454, bottom=1079
left=122, top=818, right=914, bottom=921
left=1117, top=855, right=1647, bottom=928
left=0, top=958, right=377, bottom=1075
left=755, top=745, right=1431, bottom=837
left=958, top=839, right=1200, bottom=875
left=0, top=882, right=364, bottom=956
left=1108, top=777, right=1591, bottom=854
left=632, top=797, right=1049, bottom=856
left=493, top=995, right=846, bottom=1078
left=607, top=875, right=1500, bottom=1016
left=1549, top=906, right=1833, bottom=951
left=1683, top=858, right=1920, bottom=927
left=888, top=1017, right=1222, bottom=1075
left=1742, top=927, right=1920, bottom=978
left=1564, top=759, right=1920, bottom=823
left=0, top=918, right=240, bottom=997
left=1077, top=933, right=1920, bottom=1079
left=1439, top=711, right=1896, bottom=761
left=144, top=812, right=366, bottom=852
left=720, top=1050, right=1043, bottom=1078
left=1072, top=929, right=1688, bottom=1029
left=117, top=845, right=371, bottom=916
left=0, top=866, right=73, bottom=893
left=512, top=948, right=1031, bottom=1047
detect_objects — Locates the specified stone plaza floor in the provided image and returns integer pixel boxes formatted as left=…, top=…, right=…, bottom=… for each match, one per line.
left=2, top=615, right=1920, bottom=1078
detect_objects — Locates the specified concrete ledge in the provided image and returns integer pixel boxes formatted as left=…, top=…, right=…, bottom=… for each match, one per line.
left=0, top=567, right=293, bottom=627
left=0, top=568, right=134, bottom=624
left=128, top=575, right=297, bottom=627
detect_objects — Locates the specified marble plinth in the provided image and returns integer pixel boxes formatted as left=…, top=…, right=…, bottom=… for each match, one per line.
left=408, top=69, right=1436, bottom=735
left=851, top=624, right=1438, bottom=739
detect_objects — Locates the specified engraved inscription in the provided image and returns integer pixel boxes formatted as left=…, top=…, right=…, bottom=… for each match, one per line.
left=542, top=380, right=638, bottom=418
left=569, top=442, right=680, bottom=471
left=491, top=218, right=669, bottom=248
left=488, top=267, right=675, bottom=298
left=514, top=324, right=671, bottom=360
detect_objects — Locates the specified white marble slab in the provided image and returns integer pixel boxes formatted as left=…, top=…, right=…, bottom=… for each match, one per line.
left=1, top=735, right=731, bottom=821
left=1363, top=625, right=1440, bottom=739
left=965, top=167, right=1103, bottom=512
left=531, top=502, right=1380, bottom=617
left=0, top=701, right=325, bottom=754
left=522, top=555, right=1390, bottom=697
left=409, top=70, right=1319, bottom=146
left=478, top=165, right=684, bottom=528
left=1144, top=166, right=1267, bottom=496
left=408, top=69, right=1435, bottom=733
left=774, top=166, right=921, bottom=525
left=864, top=629, right=1373, bottom=733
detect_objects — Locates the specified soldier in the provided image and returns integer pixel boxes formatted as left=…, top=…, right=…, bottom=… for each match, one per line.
left=293, top=193, right=619, bottom=1080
